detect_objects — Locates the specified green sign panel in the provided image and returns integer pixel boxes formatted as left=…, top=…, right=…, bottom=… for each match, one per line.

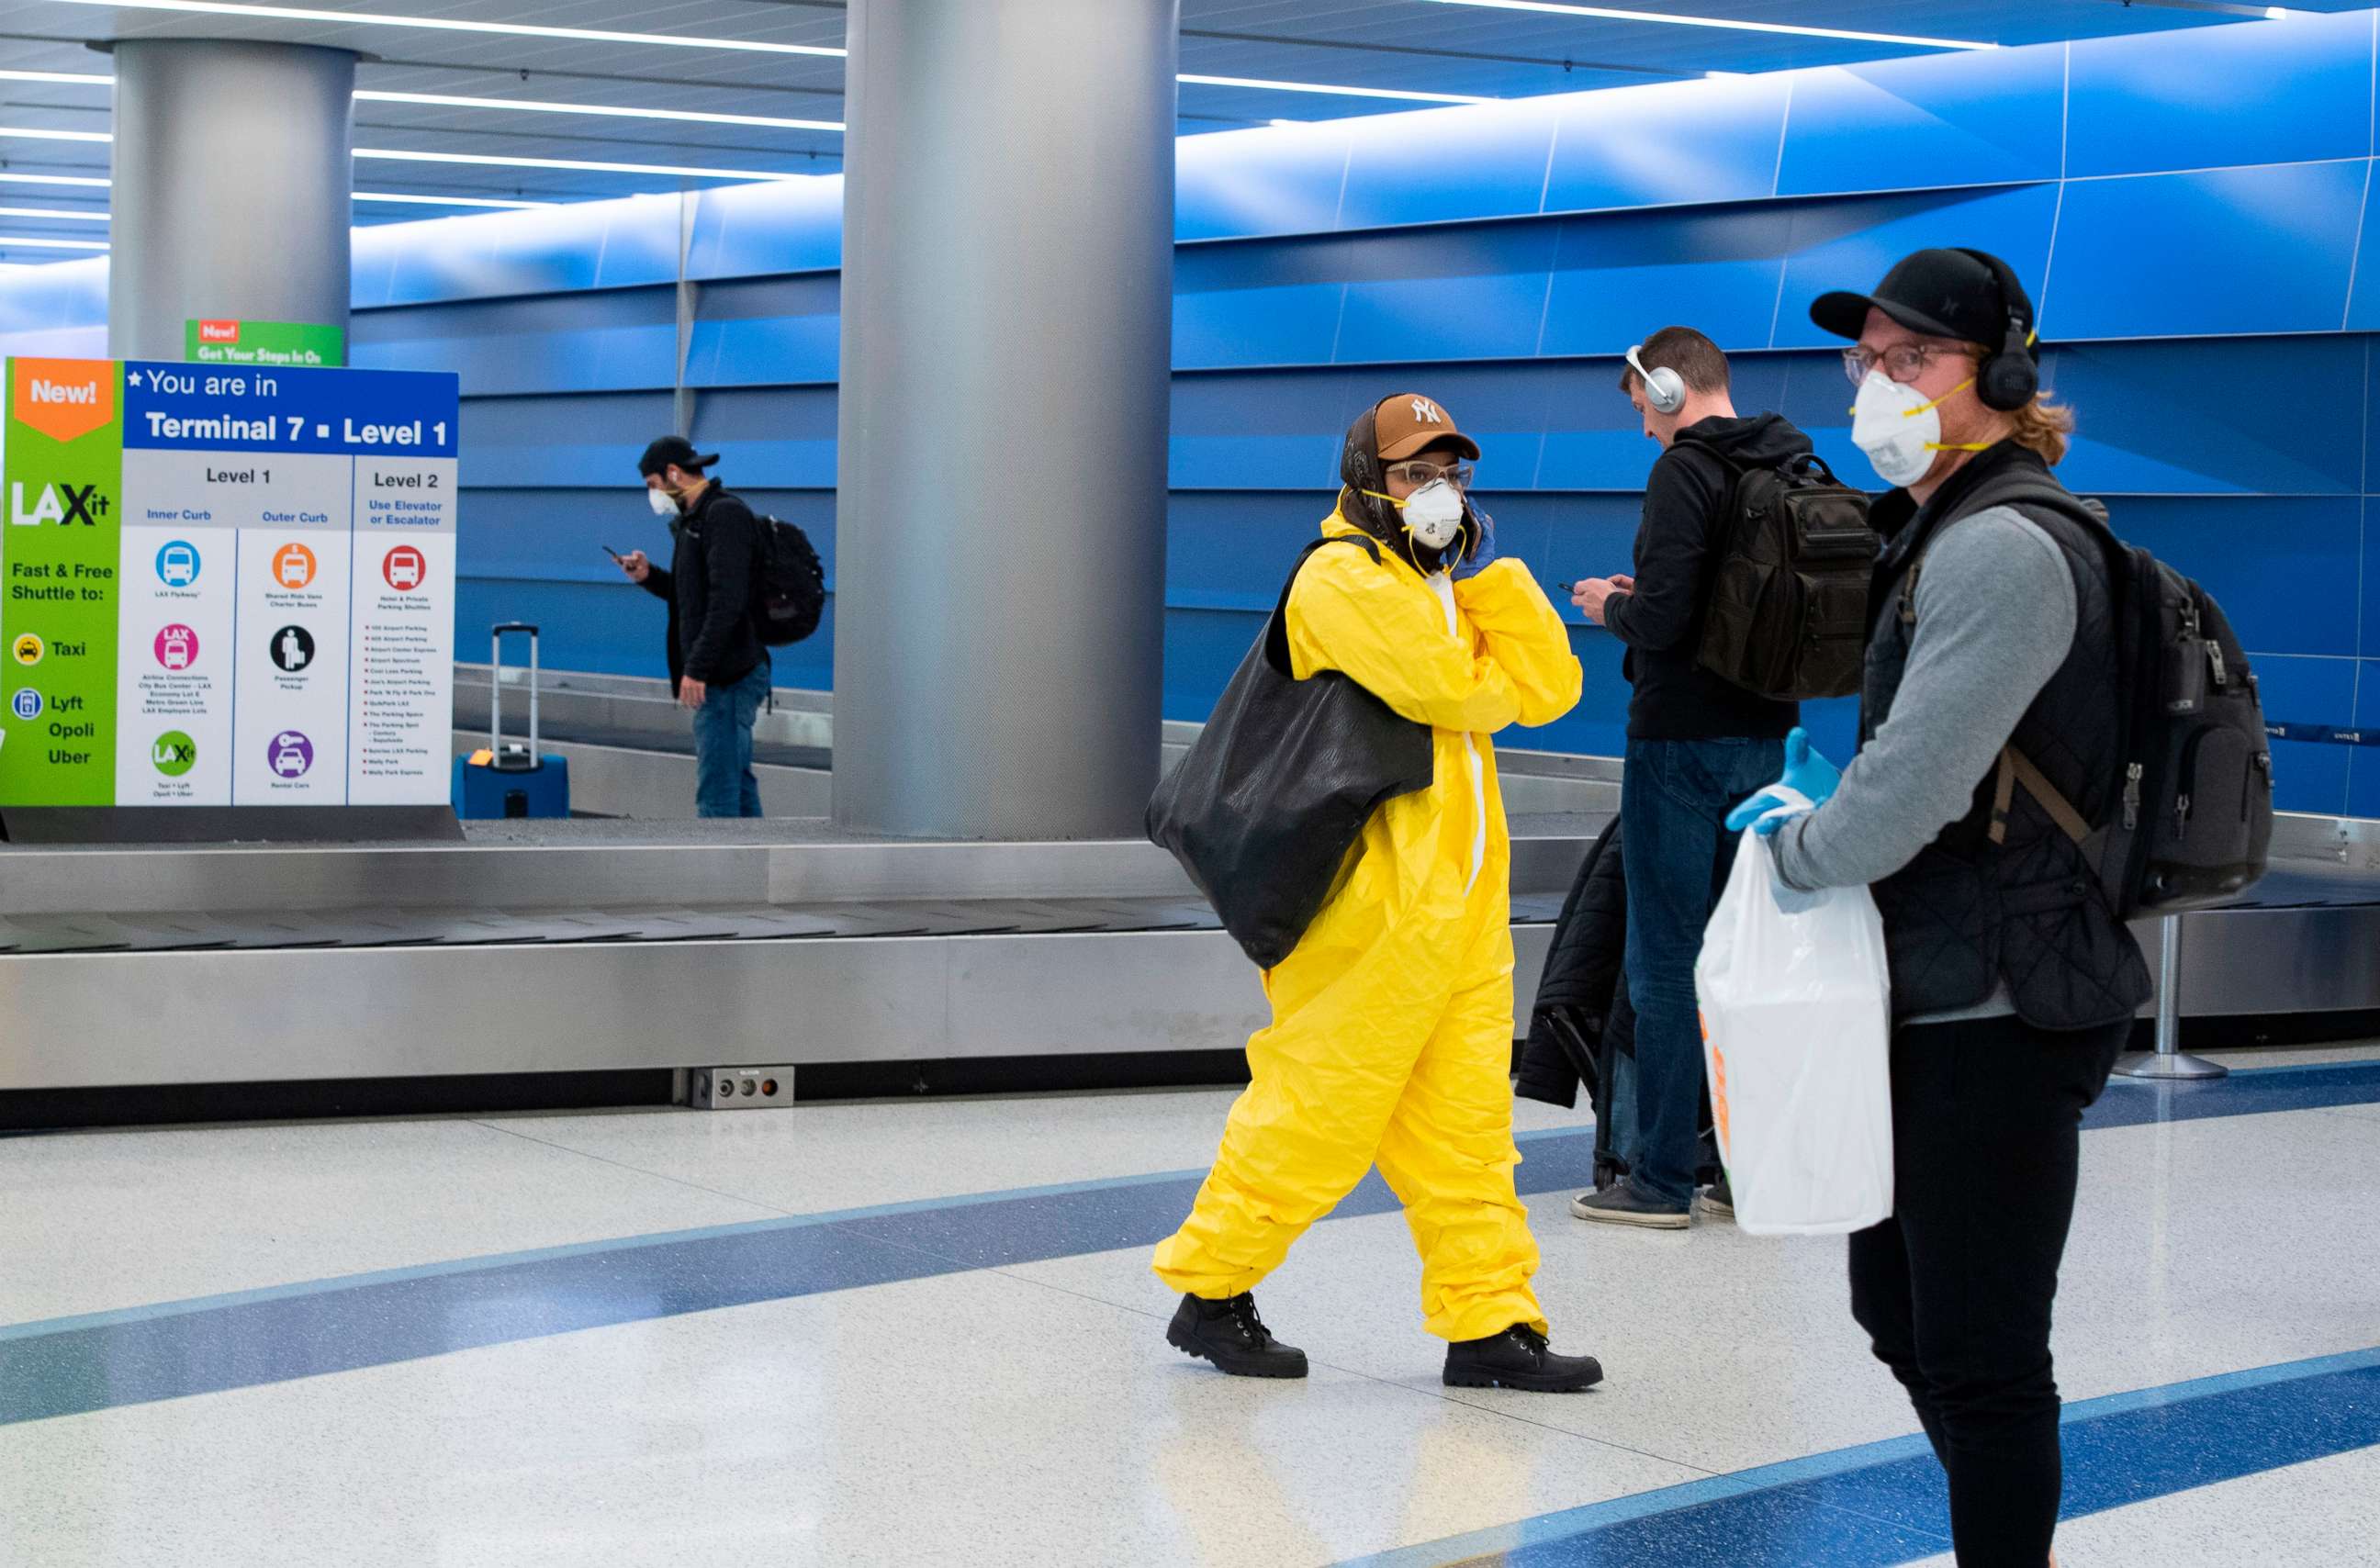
left=184, top=319, right=346, bottom=368
left=4, top=357, right=123, bottom=805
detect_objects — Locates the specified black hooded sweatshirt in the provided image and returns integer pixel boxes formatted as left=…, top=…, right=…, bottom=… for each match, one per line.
left=1604, top=412, right=1809, bottom=742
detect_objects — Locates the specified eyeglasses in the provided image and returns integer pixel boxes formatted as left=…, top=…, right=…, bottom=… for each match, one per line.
left=1384, top=459, right=1474, bottom=489
left=1841, top=342, right=1967, bottom=386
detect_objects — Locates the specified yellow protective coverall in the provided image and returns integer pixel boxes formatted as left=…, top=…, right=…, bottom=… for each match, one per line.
left=1151, top=510, right=1585, bottom=1342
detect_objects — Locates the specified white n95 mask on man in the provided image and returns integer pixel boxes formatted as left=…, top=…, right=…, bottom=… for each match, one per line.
left=1399, top=478, right=1466, bottom=552
left=1849, top=370, right=1986, bottom=489
left=647, top=487, right=679, bottom=518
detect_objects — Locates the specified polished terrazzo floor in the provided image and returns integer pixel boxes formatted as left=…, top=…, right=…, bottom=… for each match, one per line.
left=2, top=1042, right=2375, bottom=1566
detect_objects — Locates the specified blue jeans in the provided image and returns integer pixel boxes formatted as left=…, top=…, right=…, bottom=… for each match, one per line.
left=692, top=660, right=771, bottom=819
left=1621, top=735, right=1784, bottom=1204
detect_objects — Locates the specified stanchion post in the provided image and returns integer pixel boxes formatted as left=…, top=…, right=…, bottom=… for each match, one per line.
left=2113, top=915, right=2229, bottom=1080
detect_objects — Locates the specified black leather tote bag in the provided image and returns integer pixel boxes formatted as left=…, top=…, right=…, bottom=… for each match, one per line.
left=1147, top=535, right=1435, bottom=969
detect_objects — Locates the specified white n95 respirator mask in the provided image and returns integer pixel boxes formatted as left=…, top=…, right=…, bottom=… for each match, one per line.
left=1399, top=479, right=1466, bottom=552
left=647, top=487, right=679, bottom=518
left=1850, top=370, right=1986, bottom=489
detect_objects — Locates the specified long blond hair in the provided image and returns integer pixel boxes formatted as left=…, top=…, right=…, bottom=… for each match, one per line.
left=1969, top=350, right=2075, bottom=465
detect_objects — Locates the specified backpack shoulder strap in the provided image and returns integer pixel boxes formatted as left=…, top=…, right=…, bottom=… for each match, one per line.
left=1265, top=535, right=1384, bottom=674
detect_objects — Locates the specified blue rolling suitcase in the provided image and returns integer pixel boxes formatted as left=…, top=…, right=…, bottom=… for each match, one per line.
left=452, top=622, right=571, bottom=820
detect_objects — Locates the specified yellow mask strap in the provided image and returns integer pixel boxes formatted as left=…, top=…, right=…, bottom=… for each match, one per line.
left=1359, top=487, right=1408, bottom=510
left=1903, top=375, right=1976, bottom=420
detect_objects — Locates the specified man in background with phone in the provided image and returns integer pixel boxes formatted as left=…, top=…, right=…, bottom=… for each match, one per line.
left=1566, top=328, right=1809, bottom=1229
left=615, top=435, right=771, bottom=818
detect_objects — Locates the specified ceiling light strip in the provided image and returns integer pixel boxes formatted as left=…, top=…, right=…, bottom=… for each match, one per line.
left=0, top=205, right=108, bottom=221
left=1176, top=73, right=1491, bottom=104
left=0, top=69, right=114, bottom=85
left=0, top=235, right=107, bottom=250
left=353, top=190, right=556, bottom=209
left=1415, top=0, right=1997, bottom=50
left=0, top=126, right=113, bottom=143
left=354, top=148, right=800, bottom=181
left=354, top=90, right=842, bottom=132
left=0, top=173, right=112, bottom=188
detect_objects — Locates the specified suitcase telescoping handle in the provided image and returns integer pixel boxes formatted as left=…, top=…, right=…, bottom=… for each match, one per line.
left=489, top=622, right=540, bottom=769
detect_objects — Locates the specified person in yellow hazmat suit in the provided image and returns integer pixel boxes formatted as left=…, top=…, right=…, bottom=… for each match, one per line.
left=1154, top=392, right=1605, bottom=1394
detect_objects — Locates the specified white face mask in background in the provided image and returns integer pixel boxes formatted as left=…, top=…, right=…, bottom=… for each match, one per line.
left=647, top=487, right=679, bottom=518
left=1849, top=369, right=1985, bottom=490
left=1399, top=478, right=1466, bottom=552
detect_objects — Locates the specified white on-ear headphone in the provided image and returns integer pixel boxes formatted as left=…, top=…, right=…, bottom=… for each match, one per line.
left=1626, top=344, right=1686, bottom=417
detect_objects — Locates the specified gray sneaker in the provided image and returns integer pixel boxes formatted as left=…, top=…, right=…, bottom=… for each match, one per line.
left=1570, top=1177, right=1690, bottom=1229
left=1698, top=1179, right=1735, bottom=1224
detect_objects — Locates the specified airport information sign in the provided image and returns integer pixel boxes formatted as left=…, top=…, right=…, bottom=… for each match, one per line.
left=0, top=358, right=460, bottom=808
left=185, top=319, right=346, bottom=369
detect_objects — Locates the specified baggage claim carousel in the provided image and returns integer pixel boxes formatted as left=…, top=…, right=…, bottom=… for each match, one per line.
left=1, top=668, right=2374, bottom=1125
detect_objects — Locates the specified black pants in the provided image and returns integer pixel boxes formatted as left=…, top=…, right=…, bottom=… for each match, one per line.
left=1847, top=1013, right=2127, bottom=1568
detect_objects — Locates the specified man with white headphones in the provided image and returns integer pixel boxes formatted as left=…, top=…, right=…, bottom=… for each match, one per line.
left=1569, top=326, right=1813, bottom=1228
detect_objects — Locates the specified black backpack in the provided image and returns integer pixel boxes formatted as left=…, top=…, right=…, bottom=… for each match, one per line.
left=750, top=515, right=826, bottom=645
left=1925, top=478, right=2273, bottom=917
left=1677, top=439, right=1879, bottom=701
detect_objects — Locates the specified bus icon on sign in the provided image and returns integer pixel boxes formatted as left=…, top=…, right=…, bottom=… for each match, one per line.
left=155, top=624, right=198, bottom=670
left=157, top=541, right=199, bottom=587
left=273, top=543, right=317, bottom=590
left=383, top=544, right=425, bottom=592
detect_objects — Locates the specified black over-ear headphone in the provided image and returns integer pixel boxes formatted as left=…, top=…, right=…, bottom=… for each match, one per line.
left=1955, top=247, right=2039, bottom=412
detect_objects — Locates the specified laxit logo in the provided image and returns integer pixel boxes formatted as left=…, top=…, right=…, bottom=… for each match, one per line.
left=196, top=319, right=241, bottom=345
left=9, top=359, right=115, bottom=444
left=9, top=481, right=110, bottom=527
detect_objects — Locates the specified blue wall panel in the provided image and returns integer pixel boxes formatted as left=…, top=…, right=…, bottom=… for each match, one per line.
left=685, top=176, right=844, bottom=281
left=1539, top=205, right=1796, bottom=358
left=1773, top=183, right=2060, bottom=351
left=456, top=391, right=675, bottom=490
left=351, top=291, right=677, bottom=397
left=352, top=196, right=681, bottom=308
left=1331, top=225, right=1560, bottom=364
left=2119, top=497, right=2364, bottom=659
left=1169, top=369, right=1364, bottom=492
left=1336, top=103, right=1557, bottom=230
left=2049, top=162, right=2369, bottom=341
left=1173, top=238, right=1353, bottom=371
left=2065, top=9, right=2375, bottom=179
left=689, top=387, right=840, bottom=491
left=684, top=274, right=841, bottom=388
left=1541, top=76, right=1790, bottom=215
left=2049, top=338, right=2367, bottom=497
left=1176, top=125, right=1352, bottom=242
left=1777, top=49, right=2065, bottom=198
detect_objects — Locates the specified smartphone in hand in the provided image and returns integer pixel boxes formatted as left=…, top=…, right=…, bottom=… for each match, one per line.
left=603, top=545, right=625, bottom=563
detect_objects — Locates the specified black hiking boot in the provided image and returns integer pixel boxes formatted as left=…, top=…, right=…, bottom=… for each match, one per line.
left=1166, top=1292, right=1308, bottom=1379
left=1443, top=1324, right=1604, bottom=1393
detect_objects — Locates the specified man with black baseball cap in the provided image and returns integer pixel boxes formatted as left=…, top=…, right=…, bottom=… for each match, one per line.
left=1725, top=250, right=2146, bottom=1568
left=617, top=435, right=771, bottom=817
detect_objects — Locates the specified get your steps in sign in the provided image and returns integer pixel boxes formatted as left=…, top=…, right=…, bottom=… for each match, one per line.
left=0, top=358, right=461, bottom=810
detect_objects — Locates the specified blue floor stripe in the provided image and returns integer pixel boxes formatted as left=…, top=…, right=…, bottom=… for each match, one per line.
left=1, top=1058, right=2373, bottom=1427
left=1342, top=1346, right=2380, bottom=1567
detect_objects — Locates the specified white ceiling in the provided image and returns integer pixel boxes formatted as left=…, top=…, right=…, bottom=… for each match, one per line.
left=0, top=0, right=2361, bottom=261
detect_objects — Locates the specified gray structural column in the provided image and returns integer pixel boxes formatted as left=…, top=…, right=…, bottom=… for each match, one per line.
left=108, top=40, right=357, bottom=362
left=833, top=0, right=1177, bottom=841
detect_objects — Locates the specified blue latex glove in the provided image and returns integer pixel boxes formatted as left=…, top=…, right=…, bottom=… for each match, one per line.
left=1725, top=727, right=1842, bottom=836
left=1450, top=508, right=1498, bottom=581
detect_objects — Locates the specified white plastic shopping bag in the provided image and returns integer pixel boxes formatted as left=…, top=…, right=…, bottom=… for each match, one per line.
left=1694, top=826, right=1893, bottom=1237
